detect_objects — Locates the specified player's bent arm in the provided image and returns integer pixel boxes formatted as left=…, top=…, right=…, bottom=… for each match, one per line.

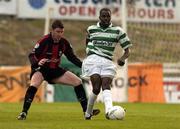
left=64, top=44, right=82, bottom=68
left=29, top=40, right=47, bottom=68
left=117, top=48, right=130, bottom=66
left=28, top=53, right=39, bottom=68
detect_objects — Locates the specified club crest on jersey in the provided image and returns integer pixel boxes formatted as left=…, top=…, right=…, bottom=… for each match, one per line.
left=34, top=44, right=39, bottom=48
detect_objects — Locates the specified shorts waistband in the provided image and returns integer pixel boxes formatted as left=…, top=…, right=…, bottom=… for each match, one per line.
left=87, top=51, right=112, bottom=61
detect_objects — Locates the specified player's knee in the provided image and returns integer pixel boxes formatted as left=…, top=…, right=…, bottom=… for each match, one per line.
left=102, top=85, right=111, bottom=90
left=73, top=78, right=82, bottom=86
left=30, top=81, right=42, bottom=88
left=93, top=87, right=101, bottom=95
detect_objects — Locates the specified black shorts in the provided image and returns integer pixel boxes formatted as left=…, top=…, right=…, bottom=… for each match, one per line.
left=30, top=67, right=67, bottom=84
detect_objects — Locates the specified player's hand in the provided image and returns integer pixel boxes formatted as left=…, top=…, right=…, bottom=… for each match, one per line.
left=38, top=58, right=49, bottom=66
left=117, top=59, right=125, bottom=66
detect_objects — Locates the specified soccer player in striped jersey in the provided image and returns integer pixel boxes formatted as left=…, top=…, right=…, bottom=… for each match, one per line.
left=82, top=8, right=132, bottom=120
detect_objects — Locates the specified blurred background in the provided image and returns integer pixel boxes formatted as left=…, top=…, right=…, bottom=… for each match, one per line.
left=0, top=0, right=180, bottom=104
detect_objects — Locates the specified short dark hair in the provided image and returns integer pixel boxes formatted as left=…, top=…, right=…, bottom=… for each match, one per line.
left=51, top=20, right=64, bottom=30
left=99, top=8, right=111, bottom=15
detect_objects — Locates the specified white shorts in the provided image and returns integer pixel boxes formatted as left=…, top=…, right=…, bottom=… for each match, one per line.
left=81, top=54, right=116, bottom=79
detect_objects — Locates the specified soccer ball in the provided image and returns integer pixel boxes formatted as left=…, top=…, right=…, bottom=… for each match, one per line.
left=107, top=106, right=126, bottom=120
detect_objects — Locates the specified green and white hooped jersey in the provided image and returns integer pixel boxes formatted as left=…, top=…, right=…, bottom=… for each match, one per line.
left=86, top=22, right=132, bottom=60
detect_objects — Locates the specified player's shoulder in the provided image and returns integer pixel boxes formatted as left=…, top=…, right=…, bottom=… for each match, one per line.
left=111, top=25, right=124, bottom=31
left=111, top=25, right=125, bottom=35
left=87, top=24, right=98, bottom=30
left=60, top=37, right=71, bottom=46
left=36, top=34, right=50, bottom=45
left=61, top=37, right=68, bottom=43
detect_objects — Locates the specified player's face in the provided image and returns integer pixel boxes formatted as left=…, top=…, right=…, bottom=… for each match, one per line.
left=99, top=10, right=111, bottom=27
left=51, top=28, right=64, bottom=43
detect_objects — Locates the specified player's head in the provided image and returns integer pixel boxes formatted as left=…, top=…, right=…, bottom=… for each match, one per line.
left=51, top=20, right=64, bottom=43
left=99, top=8, right=111, bottom=28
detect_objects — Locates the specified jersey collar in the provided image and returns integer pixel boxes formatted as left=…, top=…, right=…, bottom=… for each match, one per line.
left=97, top=22, right=113, bottom=28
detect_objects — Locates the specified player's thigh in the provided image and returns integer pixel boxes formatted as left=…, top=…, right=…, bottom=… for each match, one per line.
left=101, top=61, right=116, bottom=78
left=30, top=71, right=44, bottom=88
left=82, top=55, right=101, bottom=77
left=52, top=71, right=82, bottom=86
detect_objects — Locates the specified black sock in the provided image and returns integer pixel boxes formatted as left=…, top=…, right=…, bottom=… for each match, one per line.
left=22, top=86, right=37, bottom=114
left=74, top=84, right=87, bottom=112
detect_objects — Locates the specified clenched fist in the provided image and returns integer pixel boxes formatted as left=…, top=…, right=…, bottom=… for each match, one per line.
left=117, top=59, right=125, bottom=66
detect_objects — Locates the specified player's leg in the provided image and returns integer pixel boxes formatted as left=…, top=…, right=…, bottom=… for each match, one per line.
left=74, top=82, right=100, bottom=116
left=52, top=71, right=93, bottom=114
left=100, top=59, right=116, bottom=119
left=81, top=55, right=104, bottom=119
left=85, top=74, right=102, bottom=120
left=17, top=71, right=44, bottom=120
left=101, top=77, right=113, bottom=119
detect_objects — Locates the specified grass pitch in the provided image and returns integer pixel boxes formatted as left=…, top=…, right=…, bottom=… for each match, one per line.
left=0, top=102, right=180, bottom=129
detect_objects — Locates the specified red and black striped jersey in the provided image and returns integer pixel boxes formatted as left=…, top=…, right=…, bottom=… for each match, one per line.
left=29, top=33, right=82, bottom=69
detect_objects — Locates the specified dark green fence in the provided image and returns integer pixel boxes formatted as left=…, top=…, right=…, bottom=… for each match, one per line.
left=54, top=56, right=81, bottom=102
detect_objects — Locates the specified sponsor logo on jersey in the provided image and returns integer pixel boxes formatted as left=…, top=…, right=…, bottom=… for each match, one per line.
left=93, top=40, right=113, bottom=47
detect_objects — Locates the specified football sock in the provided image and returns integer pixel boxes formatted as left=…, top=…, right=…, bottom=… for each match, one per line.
left=86, top=92, right=97, bottom=115
left=74, top=84, right=87, bottom=112
left=102, top=89, right=113, bottom=114
left=22, top=86, right=37, bottom=113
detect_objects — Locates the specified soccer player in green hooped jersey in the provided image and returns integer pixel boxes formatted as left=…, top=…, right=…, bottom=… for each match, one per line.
left=82, top=8, right=132, bottom=120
